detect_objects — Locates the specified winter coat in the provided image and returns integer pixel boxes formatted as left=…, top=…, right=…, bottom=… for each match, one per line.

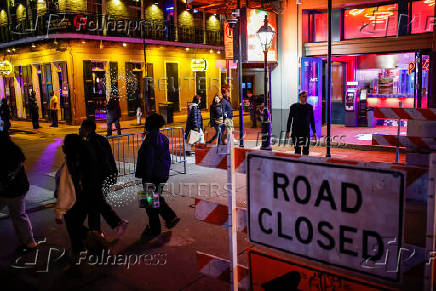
left=0, top=103, right=10, bottom=123
left=106, top=97, right=121, bottom=123
left=135, top=130, right=171, bottom=184
left=222, top=99, right=233, bottom=119
left=0, top=137, right=29, bottom=198
left=210, top=102, right=224, bottom=127
left=185, top=103, right=203, bottom=136
left=86, top=133, right=118, bottom=185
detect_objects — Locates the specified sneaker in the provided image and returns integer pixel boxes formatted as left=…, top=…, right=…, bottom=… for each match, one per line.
left=114, top=220, right=128, bottom=239
left=141, top=225, right=160, bottom=242
left=166, top=217, right=180, bottom=229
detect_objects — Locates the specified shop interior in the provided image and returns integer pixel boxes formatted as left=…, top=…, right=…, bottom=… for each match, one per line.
left=301, top=51, right=429, bottom=129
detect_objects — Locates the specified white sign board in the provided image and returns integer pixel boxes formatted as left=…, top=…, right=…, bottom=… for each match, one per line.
left=247, top=153, right=405, bottom=282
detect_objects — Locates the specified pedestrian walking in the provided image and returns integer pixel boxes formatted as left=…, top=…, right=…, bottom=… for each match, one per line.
left=185, top=95, right=204, bottom=144
left=106, top=95, right=122, bottom=136
left=79, top=119, right=128, bottom=237
left=135, top=113, right=180, bottom=242
left=0, top=133, right=38, bottom=253
left=136, top=107, right=143, bottom=125
left=286, top=91, right=316, bottom=155
left=29, top=92, right=40, bottom=129
left=0, top=98, right=11, bottom=135
left=222, top=91, right=234, bottom=137
left=206, top=94, right=226, bottom=145
left=49, top=91, right=59, bottom=127
left=248, top=91, right=257, bottom=128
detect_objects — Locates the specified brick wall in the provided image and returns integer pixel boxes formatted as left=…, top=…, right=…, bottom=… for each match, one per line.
left=145, top=4, right=163, bottom=21
left=206, top=14, right=220, bottom=31
left=16, top=4, right=26, bottom=22
left=37, top=0, right=47, bottom=16
left=178, top=10, right=193, bottom=27
left=58, top=0, right=87, bottom=13
left=106, top=0, right=135, bottom=18
left=0, top=10, right=7, bottom=26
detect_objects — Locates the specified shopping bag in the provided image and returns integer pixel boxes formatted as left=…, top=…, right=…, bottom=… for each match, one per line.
left=187, top=130, right=202, bottom=145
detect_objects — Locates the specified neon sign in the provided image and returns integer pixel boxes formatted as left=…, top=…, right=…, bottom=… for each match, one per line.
left=191, top=59, right=208, bottom=71
left=0, top=60, right=13, bottom=75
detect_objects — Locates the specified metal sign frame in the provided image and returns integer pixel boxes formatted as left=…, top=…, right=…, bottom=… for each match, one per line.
left=247, top=153, right=405, bottom=282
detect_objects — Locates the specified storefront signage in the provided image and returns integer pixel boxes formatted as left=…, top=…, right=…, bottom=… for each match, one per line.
left=191, top=59, right=208, bottom=72
left=247, top=153, right=405, bottom=281
left=246, top=9, right=278, bottom=62
left=0, top=61, right=13, bottom=75
left=408, top=59, right=430, bottom=75
left=408, top=62, right=415, bottom=75
left=224, top=22, right=234, bottom=60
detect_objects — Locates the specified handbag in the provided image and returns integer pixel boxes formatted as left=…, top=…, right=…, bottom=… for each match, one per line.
left=187, top=130, right=202, bottom=145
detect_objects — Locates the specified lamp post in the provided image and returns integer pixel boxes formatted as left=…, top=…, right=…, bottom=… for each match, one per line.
left=257, top=15, right=275, bottom=151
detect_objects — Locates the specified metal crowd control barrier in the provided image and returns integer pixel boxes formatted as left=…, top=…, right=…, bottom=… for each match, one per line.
left=106, top=127, right=187, bottom=176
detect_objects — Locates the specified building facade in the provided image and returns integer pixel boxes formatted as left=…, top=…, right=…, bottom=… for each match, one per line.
left=272, top=0, right=436, bottom=135
left=0, top=0, right=226, bottom=124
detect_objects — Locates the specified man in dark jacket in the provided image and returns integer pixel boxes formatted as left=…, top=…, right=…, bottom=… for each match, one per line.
left=0, top=133, right=37, bottom=252
left=79, top=119, right=128, bottom=238
left=29, top=92, right=40, bottom=129
left=135, top=113, right=180, bottom=241
left=106, top=95, right=122, bottom=136
left=286, top=91, right=316, bottom=155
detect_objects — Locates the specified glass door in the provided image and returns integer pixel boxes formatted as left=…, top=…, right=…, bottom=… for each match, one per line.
left=300, top=57, right=322, bottom=137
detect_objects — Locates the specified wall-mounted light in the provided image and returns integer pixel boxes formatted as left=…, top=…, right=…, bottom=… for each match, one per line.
left=81, top=40, right=86, bottom=44
left=123, top=43, right=127, bottom=47
left=12, top=48, right=16, bottom=52
left=31, top=43, right=36, bottom=48
left=185, top=47, right=190, bottom=51
left=209, top=49, right=214, bottom=53
left=6, top=49, right=11, bottom=53
left=217, top=50, right=221, bottom=54
left=154, top=0, right=159, bottom=5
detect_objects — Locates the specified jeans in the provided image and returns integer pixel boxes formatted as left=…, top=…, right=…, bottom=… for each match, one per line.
left=51, top=110, right=58, bottom=127
left=206, top=124, right=225, bottom=144
left=107, top=119, right=121, bottom=136
left=0, top=194, right=36, bottom=246
left=31, top=114, right=39, bottom=129
left=293, top=136, right=310, bottom=155
left=88, top=191, right=122, bottom=232
left=143, top=182, right=177, bottom=235
left=64, top=199, right=89, bottom=254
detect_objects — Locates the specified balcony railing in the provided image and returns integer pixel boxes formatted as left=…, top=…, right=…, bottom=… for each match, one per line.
left=0, top=12, right=224, bottom=47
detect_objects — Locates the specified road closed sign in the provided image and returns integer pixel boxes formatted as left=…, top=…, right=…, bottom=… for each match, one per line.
left=247, top=153, right=405, bottom=282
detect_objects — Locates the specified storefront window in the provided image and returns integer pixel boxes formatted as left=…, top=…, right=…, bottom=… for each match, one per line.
left=355, top=53, right=417, bottom=109
left=411, top=0, right=435, bottom=34
left=344, top=4, right=398, bottom=39
left=314, top=13, right=327, bottom=42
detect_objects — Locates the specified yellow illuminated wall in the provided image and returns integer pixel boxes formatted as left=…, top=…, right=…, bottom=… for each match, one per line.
left=0, top=10, right=8, bottom=26
left=145, top=4, right=164, bottom=21
left=178, top=10, right=194, bottom=27
left=37, top=0, right=47, bottom=16
left=206, top=15, right=220, bottom=31
left=16, top=4, right=26, bottom=22
left=58, top=0, right=87, bottom=13
left=106, top=0, right=135, bottom=18
left=8, top=41, right=224, bottom=124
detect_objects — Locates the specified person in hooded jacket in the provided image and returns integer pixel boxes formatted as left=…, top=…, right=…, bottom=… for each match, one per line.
left=135, top=113, right=180, bottom=242
left=185, top=95, right=204, bottom=144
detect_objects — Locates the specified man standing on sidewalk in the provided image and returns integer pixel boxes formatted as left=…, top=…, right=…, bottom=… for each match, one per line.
left=49, top=91, right=59, bottom=127
left=106, top=95, right=122, bottom=136
left=286, top=91, right=316, bottom=155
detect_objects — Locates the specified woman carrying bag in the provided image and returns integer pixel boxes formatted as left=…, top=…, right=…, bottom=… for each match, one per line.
left=185, top=95, right=204, bottom=145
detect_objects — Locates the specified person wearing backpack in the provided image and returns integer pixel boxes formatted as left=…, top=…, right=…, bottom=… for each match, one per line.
left=135, top=113, right=180, bottom=241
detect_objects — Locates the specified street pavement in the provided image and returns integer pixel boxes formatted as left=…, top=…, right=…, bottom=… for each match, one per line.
left=0, top=119, right=409, bottom=290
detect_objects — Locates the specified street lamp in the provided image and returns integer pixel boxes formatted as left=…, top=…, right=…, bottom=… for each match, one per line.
left=257, top=15, right=275, bottom=150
